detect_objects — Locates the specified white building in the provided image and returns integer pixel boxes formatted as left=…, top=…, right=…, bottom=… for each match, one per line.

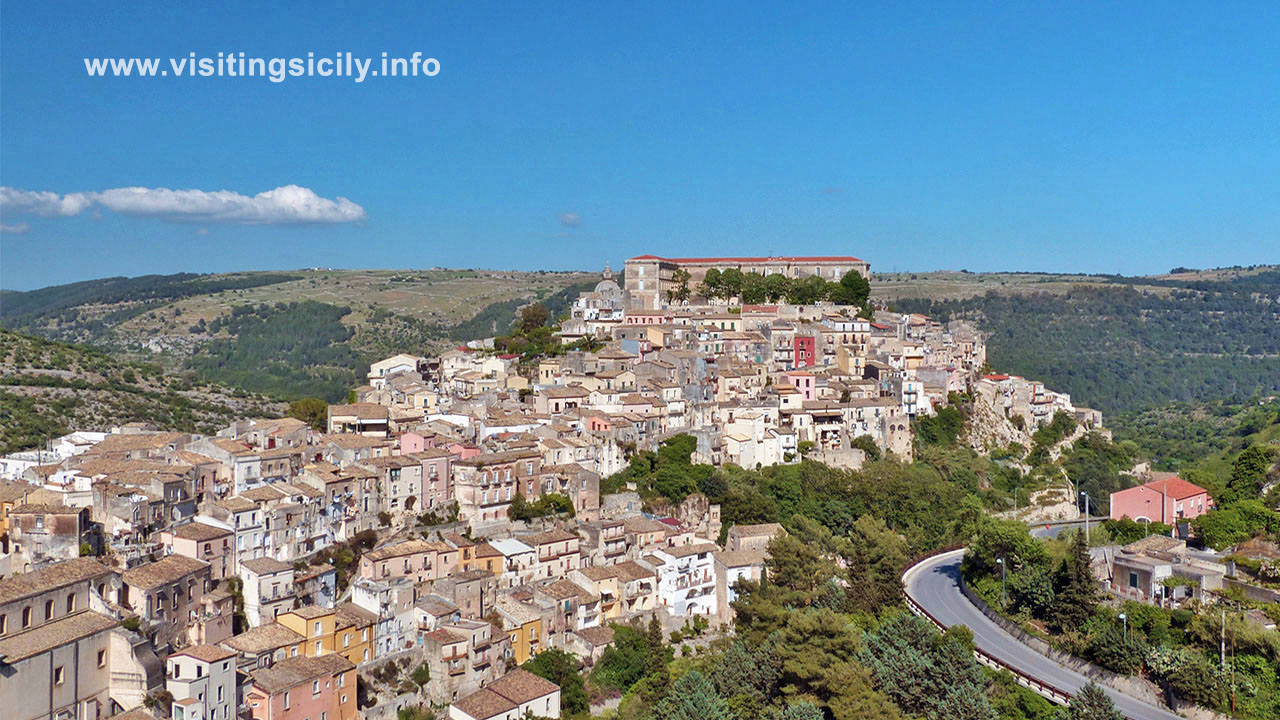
left=646, top=542, right=718, bottom=616
left=167, top=645, right=238, bottom=720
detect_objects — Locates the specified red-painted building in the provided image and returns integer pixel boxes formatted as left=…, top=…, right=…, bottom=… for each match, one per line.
left=792, top=336, right=816, bottom=368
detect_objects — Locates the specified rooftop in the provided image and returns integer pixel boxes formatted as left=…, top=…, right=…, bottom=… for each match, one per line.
left=251, top=654, right=354, bottom=694
left=0, top=610, right=118, bottom=663
left=123, top=555, right=209, bottom=590
left=0, top=557, right=113, bottom=605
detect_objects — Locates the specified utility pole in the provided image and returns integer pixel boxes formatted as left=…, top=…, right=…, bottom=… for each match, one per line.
left=1221, top=606, right=1227, bottom=669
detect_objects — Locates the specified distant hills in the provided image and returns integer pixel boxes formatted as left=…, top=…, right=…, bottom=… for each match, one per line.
left=0, top=329, right=283, bottom=454
left=891, top=265, right=1280, bottom=414
left=0, top=268, right=597, bottom=402
left=2, top=264, right=1276, bottom=418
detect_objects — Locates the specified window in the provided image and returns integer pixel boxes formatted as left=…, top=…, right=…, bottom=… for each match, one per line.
left=314, top=621, right=322, bottom=636
left=66, top=593, right=76, bottom=613
left=338, top=673, right=345, bottom=688
left=343, top=633, right=350, bottom=648
left=363, top=649, right=369, bottom=661
left=315, top=641, right=322, bottom=654
left=1128, top=572, right=1139, bottom=589
left=54, top=666, right=65, bottom=685
left=340, top=696, right=347, bottom=705
left=45, top=599, right=54, bottom=620
left=362, top=628, right=368, bottom=641
left=283, top=692, right=290, bottom=710
left=313, top=680, right=320, bottom=695
left=0, top=614, right=5, bottom=635
left=97, top=650, right=106, bottom=668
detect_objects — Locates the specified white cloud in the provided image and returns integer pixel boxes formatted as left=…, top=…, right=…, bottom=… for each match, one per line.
left=0, top=184, right=366, bottom=225
left=0, top=222, right=30, bottom=234
left=0, top=187, right=93, bottom=216
left=196, top=227, right=210, bottom=236
left=558, top=212, right=582, bottom=228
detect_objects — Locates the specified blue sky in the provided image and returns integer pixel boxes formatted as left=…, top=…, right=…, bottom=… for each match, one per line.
left=1, top=2, right=1277, bottom=290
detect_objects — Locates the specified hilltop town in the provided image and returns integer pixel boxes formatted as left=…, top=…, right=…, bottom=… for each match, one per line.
left=0, top=255, right=1115, bottom=720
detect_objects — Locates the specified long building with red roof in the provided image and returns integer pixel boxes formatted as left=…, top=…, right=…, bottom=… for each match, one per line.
left=623, top=253, right=870, bottom=310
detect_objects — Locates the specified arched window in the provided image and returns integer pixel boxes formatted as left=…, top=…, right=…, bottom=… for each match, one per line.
left=45, top=599, right=54, bottom=620
left=66, top=593, right=76, bottom=613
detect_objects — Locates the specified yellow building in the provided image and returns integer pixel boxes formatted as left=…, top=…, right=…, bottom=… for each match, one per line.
left=277, top=602, right=377, bottom=666
left=495, top=596, right=545, bottom=665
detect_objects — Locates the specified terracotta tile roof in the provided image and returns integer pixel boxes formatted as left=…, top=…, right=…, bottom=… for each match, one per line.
left=0, top=610, right=118, bottom=662
left=335, top=602, right=377, bottom=628
left=222, top=622, right=305, bottom=653
left=170, top=521, right=232, bottom=541
left=239, top=557, right=293, bottom=575
left=574, top=625, right=615, bottom=647
left=486, top=667, right=560, bottom=704
left=123, top=555, right=209, bottom=590
left=364, top=539, right=440, bottom=562
left=1140, top=476, right=1209, bottom=500
left=170, top=644, right=237, bottom=663
left=0, top=557, right=113, bottom=605
left=327, top=403, right=389, bottom=420
left=424, top=628, right=465, bottom=644
left=251, top=654, right=354, bottom=694
left=453, top=688, right=517, bottom=720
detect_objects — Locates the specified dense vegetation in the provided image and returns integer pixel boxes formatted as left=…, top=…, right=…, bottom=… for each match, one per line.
left=0, top=272, right=300, bottom=336
left=692, top=268, right=872, bottom=311
left=0, top=329, right=280, bottom=452
left=897, top=272, right=1280, bottom=414
left=186, top=301, right=362, bottom=401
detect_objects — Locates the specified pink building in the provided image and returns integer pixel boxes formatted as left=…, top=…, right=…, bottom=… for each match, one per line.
left=160, top=520, right=234, bottom=581
left=1109, top=477, right=1214, bottom=525
left=781, top=371, right=816, bottom=401
left=246, top=654, right=357, bottom=720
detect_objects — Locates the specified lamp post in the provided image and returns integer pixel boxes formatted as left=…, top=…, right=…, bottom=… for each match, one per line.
left=997, top=557, right=1007, bottom=608
left=1119, top=612, right=1127, bottom=643
left=1080, top=491, right=1091, bottom=544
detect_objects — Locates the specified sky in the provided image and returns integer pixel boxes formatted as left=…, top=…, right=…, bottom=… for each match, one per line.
left=1, top=2, right=1278, bottom=290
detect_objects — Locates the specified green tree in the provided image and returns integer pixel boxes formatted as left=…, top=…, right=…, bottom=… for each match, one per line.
left=410, top=663, right=430, bottom=689
left=668, top=268, right=692, bottom=304
left=764, top=273, right=792, bottom=302
left=698, top=268, right=724, bottom=300
left=287, top=397, right=329, bottom=432
left=720, top=268, right=746, bottom=299
left=851, top=434, right=881, bottom=462
left=1051, top=531, right=1099, bottom=632
left=521, top=649, right=587, bottom=715
left=834, top=270, right=871, bottom=307
left=842, top=514, right=909, bottom=613
left=519, top=303, right=549, bottom=333
left=741, top=272, right=768, bottom=304
left=1059, top=682, right=1121, bottom=720
left=1221, top=445, right=1277, bottom=505
left=860, top=613, right=996, bottom=720
left=652, top=670, right=733, bottom=720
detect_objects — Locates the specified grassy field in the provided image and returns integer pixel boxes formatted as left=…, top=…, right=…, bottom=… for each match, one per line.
left=111, top=268, right=595, bottom=341
left=870, top=264, right=1278, bottom=302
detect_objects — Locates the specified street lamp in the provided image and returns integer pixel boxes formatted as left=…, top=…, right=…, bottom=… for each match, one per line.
left=997, top=557, right=1007, bottom=608
left=1119, top=612, right=1127, bottom=643
left=1080, top=491, right=1091, bottom=544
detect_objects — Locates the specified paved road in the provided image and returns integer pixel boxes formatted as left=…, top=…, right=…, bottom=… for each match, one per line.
left=903, top=550, right=1181, bottom=720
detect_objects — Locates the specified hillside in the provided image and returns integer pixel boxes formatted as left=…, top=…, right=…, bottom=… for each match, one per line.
left=894, top=266, right=1280, bottom=414
left=0, top=329, right=284, bottom=454
left=1, top=269, right=598, bottom=401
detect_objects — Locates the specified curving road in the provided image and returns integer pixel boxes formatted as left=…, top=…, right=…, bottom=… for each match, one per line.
left=903, top=549, right=1180, bottom=720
